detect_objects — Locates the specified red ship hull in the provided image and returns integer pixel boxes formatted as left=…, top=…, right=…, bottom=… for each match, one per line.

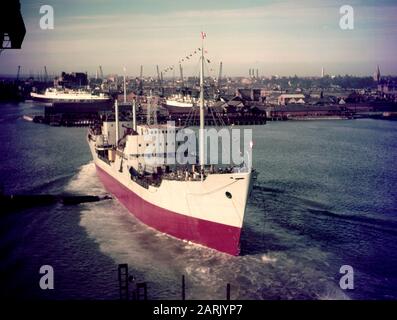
left=96, top=165, right=242, bottom=255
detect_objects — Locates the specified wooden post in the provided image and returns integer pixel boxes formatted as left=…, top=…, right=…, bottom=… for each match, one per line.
left=136, top=282, right=148, bottom=300
left=118, top=264, right=129, bottom=300
left=182, top=275, right=186, bottom=300
left=226, top=283, right=231, bottom=300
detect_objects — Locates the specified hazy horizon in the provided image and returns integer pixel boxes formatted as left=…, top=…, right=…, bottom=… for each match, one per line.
left=1, top=0, right=396, bottom=78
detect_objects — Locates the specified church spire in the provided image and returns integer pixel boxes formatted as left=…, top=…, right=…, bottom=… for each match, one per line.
left=374, top=65, right=381, bottom=83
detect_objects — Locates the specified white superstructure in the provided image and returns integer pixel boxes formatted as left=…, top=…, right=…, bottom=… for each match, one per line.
left=86, top=38, right=254, bottom=255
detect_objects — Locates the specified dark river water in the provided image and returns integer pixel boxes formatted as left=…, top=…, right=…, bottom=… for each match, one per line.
left=0, top=102, right=396, bottom=300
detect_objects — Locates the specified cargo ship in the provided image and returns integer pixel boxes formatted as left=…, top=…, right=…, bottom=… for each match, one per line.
left=87, top=41, right=253, bottom=255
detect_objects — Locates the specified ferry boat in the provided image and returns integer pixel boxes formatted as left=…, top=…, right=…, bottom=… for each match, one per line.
left=87, top=41, right=254, bottom=255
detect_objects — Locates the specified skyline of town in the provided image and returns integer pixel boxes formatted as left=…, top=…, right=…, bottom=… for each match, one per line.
left=0, top=0, right=396, bottom=77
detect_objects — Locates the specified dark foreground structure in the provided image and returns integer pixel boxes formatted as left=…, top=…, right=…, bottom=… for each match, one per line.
left=0, top=0, right=26, bottom=51
left=42, top=101, right=113, bottom=126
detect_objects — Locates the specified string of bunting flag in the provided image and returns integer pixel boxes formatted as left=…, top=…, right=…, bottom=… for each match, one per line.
left=160, top=48, right=213, bottom=75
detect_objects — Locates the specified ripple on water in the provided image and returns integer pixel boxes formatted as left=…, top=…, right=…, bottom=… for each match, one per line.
left=72, top=163, right=348, bottom=299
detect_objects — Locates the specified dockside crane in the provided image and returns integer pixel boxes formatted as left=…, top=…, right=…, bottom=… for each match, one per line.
left=217, top=61, right=223, bottom=89
left=179, top=64, right=184, bottom=88
left=156, top=65, right=164, bottom=96
left=16, top=65, right=21, bottom=81
left=156, top=65, right=161, bottom=86
left=44, top=66, right=48, bottom=83
left=160, top=71, right=164, bottom=96
left=138, top=65, right=143, bottom=95
left=172, top=67, right=175, bottom=88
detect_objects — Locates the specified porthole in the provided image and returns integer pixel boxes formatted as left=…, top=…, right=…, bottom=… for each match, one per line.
left=225, top=191, right=232, bottom=199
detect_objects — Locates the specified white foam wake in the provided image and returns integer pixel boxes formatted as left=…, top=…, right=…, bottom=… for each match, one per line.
left=65, top=162, right=350, bottom=300
left=64, top=162, right=106, bottom=195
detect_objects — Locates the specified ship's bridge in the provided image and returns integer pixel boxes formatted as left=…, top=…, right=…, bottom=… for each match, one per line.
left=123, top=124, right=194, bottom=170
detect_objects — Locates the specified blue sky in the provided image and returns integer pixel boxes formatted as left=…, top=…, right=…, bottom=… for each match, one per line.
left=1, top=0, right=396, bottom=77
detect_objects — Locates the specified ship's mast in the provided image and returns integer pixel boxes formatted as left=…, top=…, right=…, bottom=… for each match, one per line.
left=199, top=34, right=205, bottom=180
left=147, top=89, right=152, bottom=125
left=132, top=98, right=137, bottom=132
left=115, top=100, right=119, bottom=147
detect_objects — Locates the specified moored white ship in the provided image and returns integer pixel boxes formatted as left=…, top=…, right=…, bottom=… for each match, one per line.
left=165, top=93, right=195, bottom=108
left=31, top=87, right=111, bottom=103
left=164, top=93, right=216, bottom=114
